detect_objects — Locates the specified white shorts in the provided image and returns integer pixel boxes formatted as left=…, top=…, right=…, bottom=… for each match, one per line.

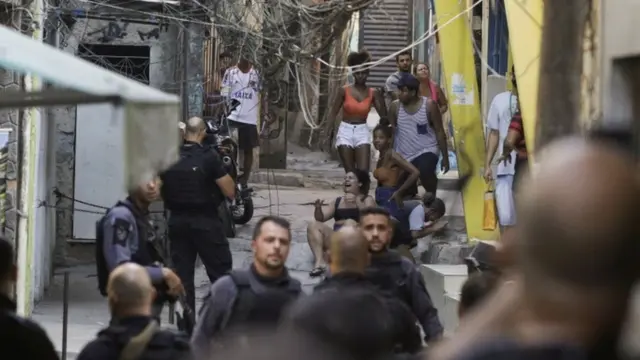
left=335, top=122, right=371, bottom=148
left=495, top=175, right=517, bottom=226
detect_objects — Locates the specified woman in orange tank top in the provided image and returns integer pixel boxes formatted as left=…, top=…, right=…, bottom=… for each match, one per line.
left=329, top=50, right=388, bottom=173
left=372, top=124, right=420, bottom=220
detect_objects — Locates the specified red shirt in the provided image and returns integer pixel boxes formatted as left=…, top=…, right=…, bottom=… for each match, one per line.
left=508, top=112, right=528, bottom=160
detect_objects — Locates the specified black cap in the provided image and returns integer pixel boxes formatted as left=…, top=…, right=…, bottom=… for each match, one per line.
left=397, top=73, right=420, bottom=91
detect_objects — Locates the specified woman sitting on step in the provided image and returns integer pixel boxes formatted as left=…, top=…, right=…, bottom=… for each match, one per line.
left=372, top=124, right=420, bottom=220
left=306, top=169, right=376, bottom=277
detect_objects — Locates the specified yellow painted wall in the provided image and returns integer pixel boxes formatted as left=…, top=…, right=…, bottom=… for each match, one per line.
left=504, top=0, right=544, bottom=161
left=16, top=0, right=44, bottom=316
left=434, top=0, right=499, bottom=241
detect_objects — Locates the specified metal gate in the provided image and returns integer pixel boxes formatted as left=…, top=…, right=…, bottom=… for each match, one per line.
left=359, top=0, right=411, bottom=89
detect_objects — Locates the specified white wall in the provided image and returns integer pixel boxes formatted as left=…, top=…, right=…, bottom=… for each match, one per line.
left=73, top=104, right=126, bottom=240
left=601, top=0, right=640, bottom=126
left=32, top=102, right=49, bottom=301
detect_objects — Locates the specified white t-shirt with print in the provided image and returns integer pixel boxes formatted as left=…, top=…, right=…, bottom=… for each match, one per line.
left=221, top=66, right=261, bottom=125
left=486, top=91, right=519, bottom=176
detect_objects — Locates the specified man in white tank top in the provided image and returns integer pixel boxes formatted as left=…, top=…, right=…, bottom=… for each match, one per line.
left=388, top=74, right=449, bottom=197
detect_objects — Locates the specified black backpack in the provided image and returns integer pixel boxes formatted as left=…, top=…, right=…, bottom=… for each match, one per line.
left=98, top=321, right=192, bottom=360
left=95, top=202, right=137, bottom=296
left=96, top=208, right=114, bottom=296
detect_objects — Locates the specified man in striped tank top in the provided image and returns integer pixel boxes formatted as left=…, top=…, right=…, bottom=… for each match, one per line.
left=388, top=74, right=449, bottom=197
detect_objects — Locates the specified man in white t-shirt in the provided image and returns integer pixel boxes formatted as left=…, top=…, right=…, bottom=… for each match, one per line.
left=483, top=75, right=519, bottom=229
left=221, top=57, right=265, bottom=187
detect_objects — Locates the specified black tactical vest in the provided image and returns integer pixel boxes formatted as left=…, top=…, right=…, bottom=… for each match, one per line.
left=161, top=144, right=219, bottom=213
left=224, top=270, right=302, bottom=332
left=95, top=200, right=154, bottom=296
left=365, top=251, right=412, bottom=306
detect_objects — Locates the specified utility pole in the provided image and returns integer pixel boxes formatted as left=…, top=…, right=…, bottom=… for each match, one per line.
left=179, top=3, right=205, bottom=120
left=536, top=0, right=591, bottom=149
left=180, top=20, right=189, bottom=121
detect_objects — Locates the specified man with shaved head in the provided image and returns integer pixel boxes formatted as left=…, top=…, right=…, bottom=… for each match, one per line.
left=106, top=263, right=155, bottom=318
left=305, top=223, right=422, bottom=354
left=430, top=137, right=640, bottom=360
left=161, top=116, right=236, bottom=320
left=323, top=224, right=370, bottom=279
left=77, top=263, right=193, bottom=360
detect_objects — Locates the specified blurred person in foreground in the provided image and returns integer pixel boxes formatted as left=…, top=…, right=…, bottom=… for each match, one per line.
left=191, top=216, right=301, bottom=357
left=0, top=236, right=59, bottom=360
left=285, top=287, right=411, bottom=360
left=304, top=224, right=422, bottom=354
left=77, top=263, right=192, bottom=360
left=430, top=137, right=640, bottom=360
left=458, top=271, right=500, bottom=320
left=214, top=329, right=352, bottom=360
left=360, top=207, right=443, bottom=344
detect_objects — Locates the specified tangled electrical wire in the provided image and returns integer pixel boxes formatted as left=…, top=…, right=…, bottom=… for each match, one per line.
left=4, top=0, right=543, bottom=226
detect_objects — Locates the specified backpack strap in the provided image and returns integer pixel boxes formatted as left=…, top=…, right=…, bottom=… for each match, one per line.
left=286, top=277, right=302, bottom=295
left=118, top=321, right=159, bottom=360
left=222, top=270, right=255, bottom=329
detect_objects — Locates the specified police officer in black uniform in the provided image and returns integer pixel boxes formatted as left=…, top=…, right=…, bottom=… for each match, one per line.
left=77, top=263, right=193, bottom=360
left=191, top=216, right=302, bottom=358
left=160, top=116, right=236, bottom=314
left=303, top=225, right=422, bottom=355
left=97, top=177, right=184, bottom=319
left=359, top=207, right=444, bottom=344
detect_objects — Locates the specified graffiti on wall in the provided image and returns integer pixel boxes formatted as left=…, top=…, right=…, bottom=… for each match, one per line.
left=87, top=20, right=130, bottom=43
left=86, top=19, right=169, bottom=43
left=138, top=23, right=169, bottom=41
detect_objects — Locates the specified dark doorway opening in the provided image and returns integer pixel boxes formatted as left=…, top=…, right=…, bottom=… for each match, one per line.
left=77, top=44, right=150, bottom=84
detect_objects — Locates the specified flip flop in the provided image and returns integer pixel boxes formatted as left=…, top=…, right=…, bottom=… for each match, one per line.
left=309, top=267, right=325, bottom=277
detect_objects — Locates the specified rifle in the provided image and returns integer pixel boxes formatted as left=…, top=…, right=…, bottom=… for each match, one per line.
left=146, top=222, right=196, bottom=335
